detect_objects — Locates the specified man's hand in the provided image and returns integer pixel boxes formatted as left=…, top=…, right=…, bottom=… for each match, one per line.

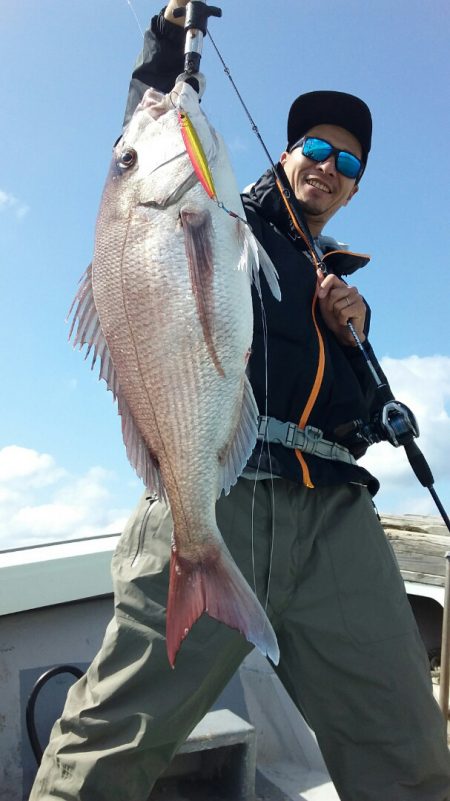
left=164, top=0, right=189, bottom=26
left=316, top=268, right=366, bottom=346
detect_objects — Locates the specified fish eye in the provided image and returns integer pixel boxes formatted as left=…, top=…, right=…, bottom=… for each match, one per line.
left=118, top=148, right=137, bottom=169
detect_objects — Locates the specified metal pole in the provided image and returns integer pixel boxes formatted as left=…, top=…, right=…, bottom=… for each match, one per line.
left=439, top=552, right=450, bottom=721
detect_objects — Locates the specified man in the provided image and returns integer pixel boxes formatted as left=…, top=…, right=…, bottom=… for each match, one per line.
left=30, top=2, right=450, bottom=800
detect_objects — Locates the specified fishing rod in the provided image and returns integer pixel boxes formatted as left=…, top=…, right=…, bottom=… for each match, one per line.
left=206, top=30, right=320, bottom=259
left=173, top=0, right=222, bottom=76
left=177, top=2, right=450, bottom=533
left=333, top=350, right=450, bottom=531
left=173, top=2, right=317, bottom=255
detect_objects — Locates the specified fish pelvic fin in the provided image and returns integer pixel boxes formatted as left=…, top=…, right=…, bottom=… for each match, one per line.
left=181, top=208, right=225, bottom=377
left=167, top=542, right=279, bottom=668
left=237, top=221, right=281, bottom=302
left=67, top=264, right=165, bottom=499
left=118, top=393, right=166, bottom=501
left=218, top=374, right=259, bottom=497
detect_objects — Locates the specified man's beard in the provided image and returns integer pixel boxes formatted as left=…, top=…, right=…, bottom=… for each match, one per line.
left=298, top=198, right=327, bottom=217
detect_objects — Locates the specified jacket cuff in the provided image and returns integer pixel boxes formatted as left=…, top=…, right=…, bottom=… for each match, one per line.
left=152, top=7, right=186, bottom=45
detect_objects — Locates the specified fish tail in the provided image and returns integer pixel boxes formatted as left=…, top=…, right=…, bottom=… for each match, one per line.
left=166, top=544, right=280, bottom=668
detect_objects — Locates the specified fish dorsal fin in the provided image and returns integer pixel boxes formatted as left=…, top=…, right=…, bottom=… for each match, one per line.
left=68, top=266, right=165, bottom=499
left=218, top=374, right=259, bottom=497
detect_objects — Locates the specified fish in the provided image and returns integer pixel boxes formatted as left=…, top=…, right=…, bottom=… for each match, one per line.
left=69, top=77, right=280, bottom=667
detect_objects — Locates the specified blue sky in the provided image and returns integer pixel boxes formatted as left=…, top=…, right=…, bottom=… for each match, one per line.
left=1, top=0, right=449, bottom=548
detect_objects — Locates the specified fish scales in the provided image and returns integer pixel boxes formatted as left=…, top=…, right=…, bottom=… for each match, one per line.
left=70, top=80, right=280, bottom=667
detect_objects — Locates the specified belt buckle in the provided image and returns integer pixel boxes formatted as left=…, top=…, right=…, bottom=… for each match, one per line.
left=302, top=426, right=324, bottom=455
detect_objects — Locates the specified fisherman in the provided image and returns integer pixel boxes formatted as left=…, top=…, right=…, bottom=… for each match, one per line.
left=30, top=2, right=450, bottom=801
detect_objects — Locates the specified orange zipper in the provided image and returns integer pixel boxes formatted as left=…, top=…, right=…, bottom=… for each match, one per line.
left=275, top=179, right=326, bottom=488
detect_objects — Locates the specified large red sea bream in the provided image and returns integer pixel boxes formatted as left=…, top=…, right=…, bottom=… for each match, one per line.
left=69, top=78, right=280, bottom=667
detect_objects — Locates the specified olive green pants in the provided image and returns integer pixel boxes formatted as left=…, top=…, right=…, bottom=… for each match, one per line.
left=30, top=480, right=450, bottom=801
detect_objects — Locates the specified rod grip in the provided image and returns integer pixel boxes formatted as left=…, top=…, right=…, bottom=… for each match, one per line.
left=403, top=440, right=434, bottom=488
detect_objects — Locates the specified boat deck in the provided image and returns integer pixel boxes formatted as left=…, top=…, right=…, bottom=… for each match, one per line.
left=1, top=515, right=449, bottom=801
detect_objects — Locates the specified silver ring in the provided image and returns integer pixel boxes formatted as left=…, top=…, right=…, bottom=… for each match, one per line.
left=345, top=296, right=351, bottom=306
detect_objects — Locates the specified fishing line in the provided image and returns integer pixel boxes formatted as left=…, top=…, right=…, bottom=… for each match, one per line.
left=173, top=77, right=277, bottom=606
left=208, top=26, right=450, bottom=533
left=123, top=0, right=145, bottom=38
left=206, top=29, right=277, bottom=614
left=173, top=82, right=277, bottom=600
left=207, top=27, right=321, bottom=265
left=250, top=297, right=276, bottom=616
left=207, top=29, right=277, bottom=173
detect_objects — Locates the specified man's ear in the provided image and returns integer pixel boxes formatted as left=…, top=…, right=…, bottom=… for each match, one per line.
left=280, top=151, right=288, bottom=165
left=344, top=184, right=359, bottom=206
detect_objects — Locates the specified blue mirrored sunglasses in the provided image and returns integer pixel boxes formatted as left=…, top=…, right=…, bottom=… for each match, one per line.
left=291, top=136, right=363, bottom=180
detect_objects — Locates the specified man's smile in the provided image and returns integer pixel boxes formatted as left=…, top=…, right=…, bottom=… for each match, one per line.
left=305, top=176, right=332, bottom=194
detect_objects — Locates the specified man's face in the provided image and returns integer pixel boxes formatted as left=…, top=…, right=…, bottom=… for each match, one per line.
left=280, top=123, right=362, bottom=235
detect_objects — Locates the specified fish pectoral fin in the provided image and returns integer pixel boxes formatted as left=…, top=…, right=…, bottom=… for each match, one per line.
left=68, top=264, right=165, bottom=499
left=166, top=542, right=279, bottom=668
left=218, top=375, right=259, bottom=497
left=181, top=208, right=224, bottom=377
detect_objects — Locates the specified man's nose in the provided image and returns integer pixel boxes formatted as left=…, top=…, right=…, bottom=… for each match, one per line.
left=318, top=155, right=336, bottom=175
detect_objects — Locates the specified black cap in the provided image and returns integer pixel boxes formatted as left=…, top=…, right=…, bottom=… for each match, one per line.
left=287, top=90, right=372, bottom=167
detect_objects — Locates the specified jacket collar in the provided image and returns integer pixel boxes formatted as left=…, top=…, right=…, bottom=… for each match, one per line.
left=243, top=167, right=370, bottom=276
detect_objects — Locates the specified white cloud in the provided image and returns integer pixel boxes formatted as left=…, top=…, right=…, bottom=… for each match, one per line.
left=228, top=135, right=249, bottom=154
left=0, top=486, right=21, bottom=505
left=0, top=445, right=65, bottom=485
left=12, top=503, right=87, bottom=536
left=0, top=187, right=29, bottom=220
left=361, top=355, right=450, bottom=517
left=1, top=355, right=449, bottom=549
left=0, top=446, right=134, bottom=549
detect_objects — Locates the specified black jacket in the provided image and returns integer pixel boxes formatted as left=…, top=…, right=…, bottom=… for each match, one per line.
left=124, top=10, right=389, bottom=495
